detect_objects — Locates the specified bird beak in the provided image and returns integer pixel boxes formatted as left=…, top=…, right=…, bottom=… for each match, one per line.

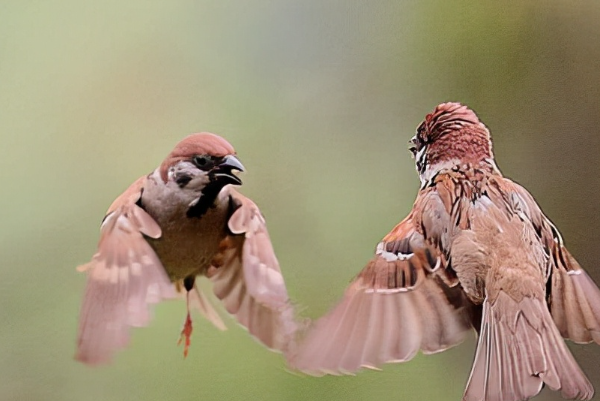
left=408, top=136, right=417, bottom=157
left=213, top=155, right=245, bottom=186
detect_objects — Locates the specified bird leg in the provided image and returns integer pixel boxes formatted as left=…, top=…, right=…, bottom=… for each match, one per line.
left=178, top=276, right=195, bottom=358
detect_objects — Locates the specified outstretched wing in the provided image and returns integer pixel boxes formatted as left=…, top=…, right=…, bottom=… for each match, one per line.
left=208, top=187, right=297, bottom=353
left=504, top=179, right=600, bottom=344
left=76, top=176, right=176, bottom=365
left=288, top=188, right=476, bottom=376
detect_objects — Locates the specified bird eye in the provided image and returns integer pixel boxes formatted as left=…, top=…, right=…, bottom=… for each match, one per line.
left=192, top=155, right=215, bottom=171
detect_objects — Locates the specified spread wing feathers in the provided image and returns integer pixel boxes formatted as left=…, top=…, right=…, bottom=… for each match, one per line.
left=208, top=188, right=296, bottom=353
left=288, top=214, right=474, bottom=376
left=464, top=292, right=593, bottom=401
left=76, top=181, right=176, bottom=365
left=504, top=179, right=600, bottom=344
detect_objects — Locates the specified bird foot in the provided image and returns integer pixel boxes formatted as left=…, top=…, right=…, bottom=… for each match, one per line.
left=177, top=312, right=193, bottom=358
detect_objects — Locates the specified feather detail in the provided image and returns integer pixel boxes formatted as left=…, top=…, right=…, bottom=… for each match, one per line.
left=189, top=281, right=227, bottom=331
left=289, top=207, right=475, bottom=375
left=504, top=179, right=600, bottom=345
left=550, top=260, right=600, bottom=344
left=209, top=188, right=297, bottom=353
left=464, top=292, right=593, bottom=401
left=76, top=200, right=176, bottom=365
left=288, top=270, right=473, bottom=376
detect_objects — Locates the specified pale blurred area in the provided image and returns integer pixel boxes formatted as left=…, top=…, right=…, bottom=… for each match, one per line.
left=1, top=1, right=600, bottom=400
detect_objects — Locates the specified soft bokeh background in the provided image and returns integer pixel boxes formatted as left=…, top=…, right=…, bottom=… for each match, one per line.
left=2, top=1, right=600, bottom=400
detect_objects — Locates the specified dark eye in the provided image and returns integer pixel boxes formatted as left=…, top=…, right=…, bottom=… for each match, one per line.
left=192, top=155, right=215, bottom=171
left=413, top=126, right=428, bottom=149
left=409, top=126, right=427, bottom=156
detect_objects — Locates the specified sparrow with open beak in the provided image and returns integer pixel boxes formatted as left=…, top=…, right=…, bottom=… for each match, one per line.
left=289, top=103, right=600, bottom=401
left=76, top=133, right=295, bottom=364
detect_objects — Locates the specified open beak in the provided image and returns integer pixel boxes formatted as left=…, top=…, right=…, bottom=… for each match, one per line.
left=213, top=155, right=245, bottom=186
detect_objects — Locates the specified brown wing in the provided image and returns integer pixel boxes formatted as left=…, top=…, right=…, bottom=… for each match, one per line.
left=208, top=187, right=296, bottom=353
left=75, top=176, right=176, bottom=365
left=421, top=173, right=595, bottom=401
left=288, top=188, right=476, bottom=376
left=503, top=179, right=600, bottom=344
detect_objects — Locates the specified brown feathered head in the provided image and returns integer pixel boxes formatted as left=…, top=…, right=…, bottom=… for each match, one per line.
left=410, top=103, right=496, bottom=182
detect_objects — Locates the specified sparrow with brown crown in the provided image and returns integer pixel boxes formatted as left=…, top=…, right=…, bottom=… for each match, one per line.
left=76, top=133, right=296, bottom=364
left=289, top=103, right=600, bottom=401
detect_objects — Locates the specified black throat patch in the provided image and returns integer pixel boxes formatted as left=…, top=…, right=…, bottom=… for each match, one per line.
left=186, top=180, right=228, bottom=219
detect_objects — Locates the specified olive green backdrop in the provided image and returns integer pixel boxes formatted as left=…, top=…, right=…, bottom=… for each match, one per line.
left=1, top=1, right=599, bottom=401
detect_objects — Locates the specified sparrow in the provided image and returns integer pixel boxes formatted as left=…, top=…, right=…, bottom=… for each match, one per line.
left=76, top=133, right=296, bottom=365
left=288, top=103, right=600, bottom=401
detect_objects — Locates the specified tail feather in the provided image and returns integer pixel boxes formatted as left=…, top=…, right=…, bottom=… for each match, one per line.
left=190, top=282, right=227, bottom=331
left=512, top=318, right=548, bottom=395
left=464, top=292, right=593, bottom=401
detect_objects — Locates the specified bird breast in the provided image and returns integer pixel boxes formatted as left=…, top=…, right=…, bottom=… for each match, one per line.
left=140, top=170, right=230, bottom=281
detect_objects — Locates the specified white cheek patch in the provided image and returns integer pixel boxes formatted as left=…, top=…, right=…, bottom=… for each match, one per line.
left=168, top=161, right=208, bottom=187
left=145, top=165, right=210, bottom=213
left=415, top=146, right=427, bottom=179
left=415, top=146, right=427, bottom=165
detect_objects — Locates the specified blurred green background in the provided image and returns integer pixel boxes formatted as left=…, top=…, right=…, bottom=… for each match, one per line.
left=2, top=1, right=600, bottom=400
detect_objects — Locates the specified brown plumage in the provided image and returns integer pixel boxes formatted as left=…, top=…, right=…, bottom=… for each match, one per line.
left=76, top=133, right=296, bottom=364
left=288, top=103, right=600, bottom=401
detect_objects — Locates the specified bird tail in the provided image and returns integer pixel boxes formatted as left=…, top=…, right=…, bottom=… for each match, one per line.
left=463, top=291, right=593, bottom=401
left=190, top=280, right=227, bottom=331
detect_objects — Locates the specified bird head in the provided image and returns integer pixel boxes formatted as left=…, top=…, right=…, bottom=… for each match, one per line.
left=409, top=102, right=496, bottom=184
left=159, top=133, right=245, bottom=191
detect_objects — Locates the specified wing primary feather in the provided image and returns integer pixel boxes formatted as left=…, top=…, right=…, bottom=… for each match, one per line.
left=76, top=198, right=175, bottom=365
